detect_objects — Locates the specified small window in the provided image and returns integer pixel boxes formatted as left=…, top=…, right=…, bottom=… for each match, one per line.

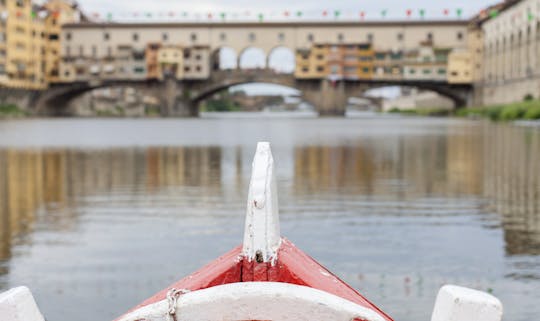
left=367, top=33, right=373, bottom=42
left=457, top=32, right=463, bottom=40
left=162, top=33, right=168, bottom=41
left=249, top=33, right=256, bottom=42
left=278, top=33, right=285, bottom=41
left=133, top=33, right=139, bottom=42
left=184, top=66, right=191, bottom=72
left=195, top=54, right=201, bottom=60
left=337, top=33, right=344, bottom=42
left=316, top=66, right=324, bottom=72
left=79, top=45, right=84, bottom=56
left=66, top=32, right=72, bottom=41
left=92, top=46, right=97, bottom=58
left=302, top=67, right=309, bottom=72
left=307, top=33, right=314, bottom=42
left=220, top=33, right=226, bottom=41
left=196, top=66, right=201, bottom=72
left=191, top=33, right=197, bottom=41
left=427, top=32, right=433, bottom=41
left=104, top=32, right=110, bottom=41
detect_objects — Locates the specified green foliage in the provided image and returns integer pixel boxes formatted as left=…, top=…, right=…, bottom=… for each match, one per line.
left=457, top=100, right=540, bottom=121
left=386, top=107, right=450, bottom=116
left=0, top=104, right=27, bottom=117
left=524, top=94, right=534, bottom=101
left=204, top=99, right=240, bottom=112
left=524, top=105, right=540, bottom=120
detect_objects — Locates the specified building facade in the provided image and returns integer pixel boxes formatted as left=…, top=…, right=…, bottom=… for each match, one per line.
left=0, top=0, right=79, bottom=90
left=60, top=21, right=468, bottom=83
left=481, top=0, right=540, bottom=104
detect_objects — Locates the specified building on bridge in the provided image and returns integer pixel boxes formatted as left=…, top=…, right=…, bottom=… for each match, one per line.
left=57, top=20, right=470, bottom=85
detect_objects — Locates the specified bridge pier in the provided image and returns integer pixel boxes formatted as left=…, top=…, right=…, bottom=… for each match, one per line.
left=301, top=79, right=348, bottom=116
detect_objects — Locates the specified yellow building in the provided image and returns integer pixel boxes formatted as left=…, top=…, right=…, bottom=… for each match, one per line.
left=0, top=0, right=79, bottom=89
left=42, top=0, right=80, bottom=84
left=357, top=43, right=374, bottom=79
left=4, top=0, right=34, bottom=89
left=294, top=44, right=328, bottom=79
left=447, top=48, right=473, bottom=84
left=157, top=45, right=184, bottom=80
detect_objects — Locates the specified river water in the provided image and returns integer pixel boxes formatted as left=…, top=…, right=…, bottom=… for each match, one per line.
left=0, top=115, right=538, bottom=321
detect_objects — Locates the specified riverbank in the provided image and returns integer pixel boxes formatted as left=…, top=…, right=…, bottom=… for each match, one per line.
left=0, top=104, right=28, bottom=118
left=388, top=100, right=540, bottom=122
left=456, top=100, right=540, bottom=121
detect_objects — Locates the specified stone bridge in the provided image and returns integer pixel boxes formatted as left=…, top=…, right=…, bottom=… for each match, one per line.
left=31, top=69, right=473, bottom=116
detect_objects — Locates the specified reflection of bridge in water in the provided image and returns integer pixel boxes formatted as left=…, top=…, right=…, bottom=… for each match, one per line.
left=0, top=125, right=539, bottom=268
left=35, top=69, right=472, bottom=116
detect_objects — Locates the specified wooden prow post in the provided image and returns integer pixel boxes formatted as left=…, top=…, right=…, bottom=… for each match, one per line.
left=243, top=142, right=281, bottom=265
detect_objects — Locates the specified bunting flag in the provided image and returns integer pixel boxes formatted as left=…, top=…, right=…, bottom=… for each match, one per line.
left=284, top=11, right=289, bottom=17
left=381, top=9, right=387, bottom=18
left=182, top=11, right=188, bottom=17
left=489, top=9, right=499, bottom=18
left=296, top=11, right=302, bottom=17
left=419, top=9, right=425, bottom=18
left=169, top=12, right=175, bottom=17
left=456, top=8, right=463, bottom=18
left=207, top=13, right=212, bottom=19
left=528, top=11, right=534, bottom=21
left=322, top=10, right=328, bottom=17
left=258, top=13, right=263, bottom=21
left=220, top=12, right=226, bottom=20
left=107, top=12, right=113, bottom=21
left=360, top=11, right=365, bottom=19
left=334, top=10, right=340, bottom=18
left=31, top=11, right=36, bottom=19
left=443, top=8, right=449, bottom=16
left=406, top=9, right=412, bottom=17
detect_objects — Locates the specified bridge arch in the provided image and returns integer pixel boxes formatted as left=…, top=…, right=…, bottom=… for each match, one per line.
left=360, top=83, right=471, bottom=109
left=238, top=47, right=267, bottom=70
left=267, top=46, right=295, bottom=74
left=211, top=46, right=238, bottom=70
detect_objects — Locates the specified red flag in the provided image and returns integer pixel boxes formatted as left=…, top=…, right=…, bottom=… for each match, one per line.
left=360, top=11, right=365, bottom=19
left=322, top=10, right=328, bottom=17
left=284, top=11, right=289, bottom=17
left=406, top=9, right=412, bottom=17
left=208, top=13, right=213, bottom=19
left=443, top=9, right=449, bottom=16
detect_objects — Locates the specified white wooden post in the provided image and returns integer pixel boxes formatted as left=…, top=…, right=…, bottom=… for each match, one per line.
left=431, top=285, right=503, bottom=321
left=0, top=287, right=45, bottom=321
left=242, top=142, right=281, bottom=264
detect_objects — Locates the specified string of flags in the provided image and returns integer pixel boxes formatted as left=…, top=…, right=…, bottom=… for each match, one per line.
left=0, top=7, right=536, bottom=23
left=87, top=8, right=472, bottom=21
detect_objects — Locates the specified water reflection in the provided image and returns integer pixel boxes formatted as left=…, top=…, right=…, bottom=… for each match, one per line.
left=0, top=119, right=538, bottom=321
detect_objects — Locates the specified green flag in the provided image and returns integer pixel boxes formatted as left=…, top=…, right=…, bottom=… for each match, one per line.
left=419, top=9, right=425, bottom=18
left=31, top=11, right=36, bottom=19
left=220, top=12, right=226, bottom=20
left=456, top=8, right=463, bottom=18
left=334, top=10, right=341, bottom=18
left=107, top=12, right=113, bottom=20
left=258, top=13, right=263, bottom=22
left=489, top=9, right=498, bottom=18
left=296, top=11, right=302, bottom=17
left=381, top=9, right=387, bottom=18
